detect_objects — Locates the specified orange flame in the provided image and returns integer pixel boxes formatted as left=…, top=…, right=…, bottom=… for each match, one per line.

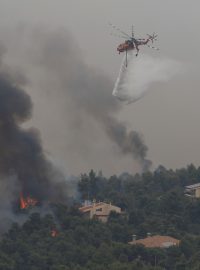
left=51, top=229, right=59, bottom=237
left=20, top=193, right=38, bottom=209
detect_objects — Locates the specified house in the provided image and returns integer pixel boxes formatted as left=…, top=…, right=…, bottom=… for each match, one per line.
left=185, top=183, right=200, bottom=198
left=79, top=201, right=121, bottom=223
left=129, top=235, right=180, bottom=248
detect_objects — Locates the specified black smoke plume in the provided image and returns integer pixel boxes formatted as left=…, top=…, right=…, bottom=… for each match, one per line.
left=0, top=26, right=151, bottom=231
left=104, top=117, right=152, bottom=171
left=2, top=26, right=152, bottom=174
left=0, top=51, right=68, bottom=203
left=29, top=28, right=152, bottom=171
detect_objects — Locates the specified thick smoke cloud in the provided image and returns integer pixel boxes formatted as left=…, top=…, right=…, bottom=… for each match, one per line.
left=0, top=50, right=68, bottom=204
left=0, top=26, right=153, bottom=177
left=104, top=117, right=151, bottom=171
left=0, top=26, right=154, bottom=230
left=18, top=27, right=151, bottom=171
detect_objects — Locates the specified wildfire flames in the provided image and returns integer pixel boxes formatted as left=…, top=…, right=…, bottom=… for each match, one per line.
left=20, top=193, right=38, bottom=209
left=51, top=228, right=59, bottom=237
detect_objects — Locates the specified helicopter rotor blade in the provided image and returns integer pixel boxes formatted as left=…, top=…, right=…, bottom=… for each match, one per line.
left=109, top=22, right=131, bottom=39
left=147, top=44, right=159, bottom=50
left=110, top=32, right=129, bottom=39
left=147, top=33, right=158, bottom=43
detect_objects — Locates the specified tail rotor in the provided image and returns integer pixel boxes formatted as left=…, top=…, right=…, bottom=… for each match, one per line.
left=147, top=32, right=158, bottom=43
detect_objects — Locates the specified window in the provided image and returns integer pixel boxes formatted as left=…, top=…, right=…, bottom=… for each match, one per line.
left=96, top=208, right=102, bottom=212
left=162, top=242, right=174, bottom=248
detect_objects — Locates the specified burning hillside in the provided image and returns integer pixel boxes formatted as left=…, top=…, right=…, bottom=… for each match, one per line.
left=51, top=228, right=59, bottom=237
left=0, top=60, right=69, bottom=201
left=20, top=193, right=38, bottom=209
left=0, top=46, right=70, bottom=232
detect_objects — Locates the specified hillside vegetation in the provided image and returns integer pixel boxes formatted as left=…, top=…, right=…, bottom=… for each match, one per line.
left=1, top=165, right=200, bottom=269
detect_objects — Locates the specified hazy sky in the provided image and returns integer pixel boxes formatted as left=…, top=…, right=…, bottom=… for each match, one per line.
left=0, top=0, right=200, bottom=175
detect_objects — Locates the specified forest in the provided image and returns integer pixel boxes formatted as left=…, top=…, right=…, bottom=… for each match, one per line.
left=1, top=164, right=200, bottom=269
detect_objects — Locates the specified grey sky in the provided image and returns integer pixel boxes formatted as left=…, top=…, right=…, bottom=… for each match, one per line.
left=0, top=0, right=200, bottom=175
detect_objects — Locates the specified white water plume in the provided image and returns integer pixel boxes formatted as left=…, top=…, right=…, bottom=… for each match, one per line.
left=113, top=51, right=181, bottom=104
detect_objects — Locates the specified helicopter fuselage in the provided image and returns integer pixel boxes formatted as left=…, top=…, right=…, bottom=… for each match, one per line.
left=117, top=38, right=150, bottom=53
left=117, top=40, right=134, bottom=53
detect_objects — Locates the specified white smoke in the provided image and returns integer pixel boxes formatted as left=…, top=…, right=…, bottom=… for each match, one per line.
left=113, top=51, right=181, bottom=104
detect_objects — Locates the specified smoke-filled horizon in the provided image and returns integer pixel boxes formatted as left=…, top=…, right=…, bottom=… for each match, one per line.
left=0, top=26, right=154, bottom=231
left=1, top=23, right=182, bottom=176
left=0, top=25, right=153, bottom=174
left=0, top=0, right=199, bottom=176
left=16, top=27, right=151, bottom=171
left=0, top=24, right=183, bottom=178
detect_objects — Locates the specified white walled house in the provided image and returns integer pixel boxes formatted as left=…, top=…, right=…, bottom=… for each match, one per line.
left=79, top=201, right=121, bottom=223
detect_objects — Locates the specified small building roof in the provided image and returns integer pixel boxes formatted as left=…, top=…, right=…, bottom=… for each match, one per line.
left=79, top=202, right=104, bottom=213
left=129, top=235, right=180, bottom=248
left=185, top=183, right=200, bottom=190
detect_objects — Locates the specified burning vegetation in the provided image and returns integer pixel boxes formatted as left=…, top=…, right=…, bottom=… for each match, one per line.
left=0, top=49, right=70, bottom=215
left=51, top=228, right=59, bottom=237
left=0, top=45, right=72, bottom=235
left=20, top=193, right=38, bottom=210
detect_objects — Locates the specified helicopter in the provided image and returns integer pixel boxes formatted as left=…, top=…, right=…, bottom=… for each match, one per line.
left=109, top=23, right=159, bottom=67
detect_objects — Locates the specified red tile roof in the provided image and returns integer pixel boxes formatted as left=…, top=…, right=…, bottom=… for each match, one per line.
left=129, top=235, right=180, bottom=248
